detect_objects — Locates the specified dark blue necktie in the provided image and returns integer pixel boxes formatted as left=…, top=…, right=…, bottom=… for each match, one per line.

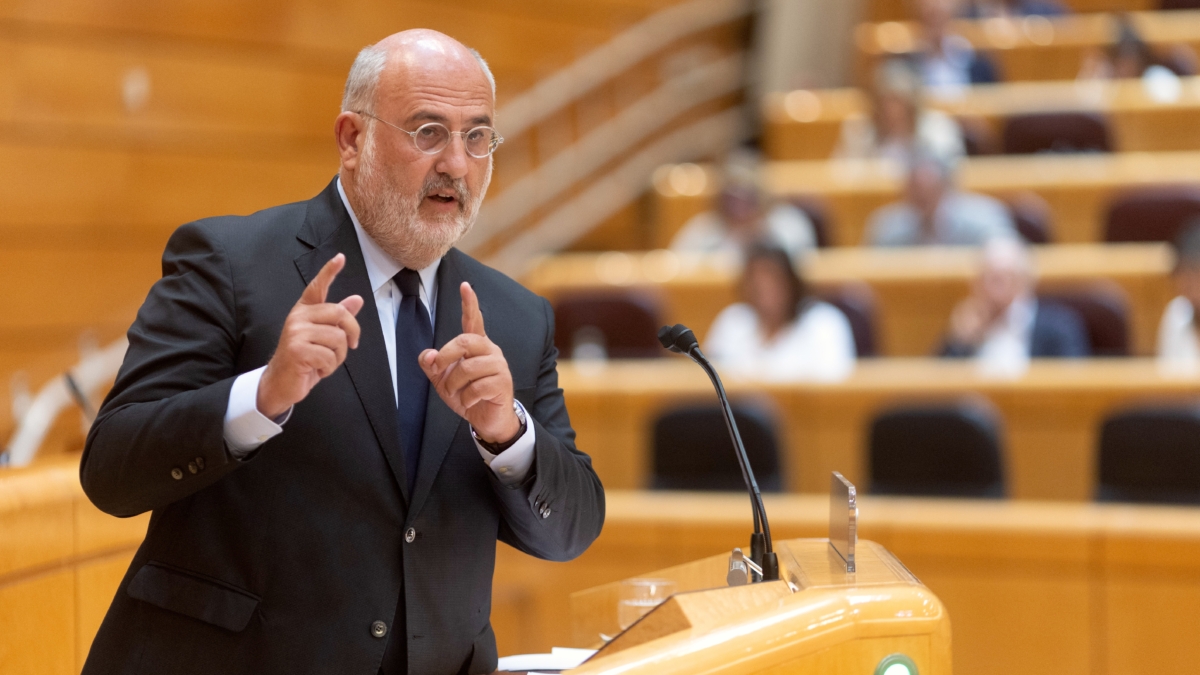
left=394, top=269, right=432, bottom=494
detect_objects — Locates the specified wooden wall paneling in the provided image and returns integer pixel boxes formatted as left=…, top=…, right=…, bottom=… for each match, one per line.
left=0, top=0, right=653, bottom=88
left=1098, top=513, right=1200, bottom=675
left=0, top=569, right=77, bottom=675
left=0, top=142, right=338, bottom=244
left=0, top=461, right=147, bottom=674
left=0, top=38, right=343, bottom=147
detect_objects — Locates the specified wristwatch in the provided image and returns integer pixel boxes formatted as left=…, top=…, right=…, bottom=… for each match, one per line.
left=471, top=400, right=527, bottom=453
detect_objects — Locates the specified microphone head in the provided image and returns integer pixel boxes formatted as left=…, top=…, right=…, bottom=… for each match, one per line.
left=657, top=324, right=699, bottom=354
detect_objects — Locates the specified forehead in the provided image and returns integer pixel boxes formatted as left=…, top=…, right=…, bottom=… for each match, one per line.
left=375, top=51, right=494, bottom=126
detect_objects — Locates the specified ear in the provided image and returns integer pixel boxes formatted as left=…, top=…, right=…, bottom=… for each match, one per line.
left=334, top=111, right=367, bottom=173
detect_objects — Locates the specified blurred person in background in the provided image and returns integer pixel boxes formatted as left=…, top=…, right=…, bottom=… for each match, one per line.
left=911, top=0, right=1001, bottom=95
left=959, top=0, right=1066, bottom=19
left=705, top=244, right=856, bottom=381
left=1158, top=220, right=1200, bottom=368
left=835, top=57, right=966, bottom=163
left=670, top=151, right=816, bottom=259
left=865, top=150, right=1017, bottom=246
left=941, top=238, right=1089, bottom=364
left=1079, top=15, right=1198, bottom=79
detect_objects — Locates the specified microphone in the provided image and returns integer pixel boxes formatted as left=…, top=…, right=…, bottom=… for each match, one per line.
left=657, top=324, right=778, bottom=582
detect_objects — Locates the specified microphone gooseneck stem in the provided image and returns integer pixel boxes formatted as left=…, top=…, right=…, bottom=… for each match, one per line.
left=689, top=347, right=775, bottom=563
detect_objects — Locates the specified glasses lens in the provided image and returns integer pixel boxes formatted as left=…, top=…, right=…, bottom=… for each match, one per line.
left=463, top=127, right=492, bottom=158
left=413, top=123, right=450, bottom=153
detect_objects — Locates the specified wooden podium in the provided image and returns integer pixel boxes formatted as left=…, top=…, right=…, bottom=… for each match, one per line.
left=567, top=537, right=951, bottom=674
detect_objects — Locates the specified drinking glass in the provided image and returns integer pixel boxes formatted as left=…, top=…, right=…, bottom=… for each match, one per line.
left=617, top=578, right=677, bottom=630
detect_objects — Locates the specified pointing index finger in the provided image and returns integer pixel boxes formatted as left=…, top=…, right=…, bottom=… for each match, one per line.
left=300, top=253, right=346, bottom=305
left=460, top=281, right=485, bottom=336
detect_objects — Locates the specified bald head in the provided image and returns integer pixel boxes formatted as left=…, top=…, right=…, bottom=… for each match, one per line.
left=342, top=30, right=495, bottom=114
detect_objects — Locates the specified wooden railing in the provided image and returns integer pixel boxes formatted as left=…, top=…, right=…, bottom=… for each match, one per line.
left=467, top=0, right=756, bottom=276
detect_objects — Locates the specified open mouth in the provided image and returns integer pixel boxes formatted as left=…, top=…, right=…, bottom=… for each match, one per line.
left=426, top=188, right=459, bottom=205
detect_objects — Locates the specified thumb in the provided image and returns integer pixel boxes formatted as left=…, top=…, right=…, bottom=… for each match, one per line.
left=339, top=294, right=365, bottom=316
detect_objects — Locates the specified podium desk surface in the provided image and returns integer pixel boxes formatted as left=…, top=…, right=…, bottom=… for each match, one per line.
left=492, top=491, right=1200, bottom=675
left=570, top=537, right=950, bottom=675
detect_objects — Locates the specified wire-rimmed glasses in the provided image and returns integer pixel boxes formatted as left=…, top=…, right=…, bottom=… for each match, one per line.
left=355, top=111, right=503, bottom=158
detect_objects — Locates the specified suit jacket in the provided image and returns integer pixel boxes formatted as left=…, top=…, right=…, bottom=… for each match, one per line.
left=79, top=179, right=605, bottom=675
left=941, top=299, right=1091, bottom=358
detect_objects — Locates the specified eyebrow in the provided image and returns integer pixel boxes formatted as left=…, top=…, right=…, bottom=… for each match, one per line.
left=407, top=110, right=493, bottom=127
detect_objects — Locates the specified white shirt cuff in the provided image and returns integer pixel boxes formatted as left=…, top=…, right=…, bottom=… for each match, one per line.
left=473, top=401, right=536, bottom=487
left=223, top=366, right=291, bottom=458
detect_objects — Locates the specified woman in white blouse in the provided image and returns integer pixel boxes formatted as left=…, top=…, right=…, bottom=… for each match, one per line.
left=704, top=245, right=856, bottom=382
left=1158, top=223, right=1200, bottom=371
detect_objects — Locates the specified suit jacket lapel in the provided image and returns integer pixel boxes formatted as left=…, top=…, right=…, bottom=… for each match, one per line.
left=294, top=180, right=411, bottom=504
left=408, top=249, right=466, bottom=517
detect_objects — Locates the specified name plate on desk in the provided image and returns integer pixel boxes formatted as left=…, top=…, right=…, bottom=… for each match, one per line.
left=829, top=472, right=857, bottom=573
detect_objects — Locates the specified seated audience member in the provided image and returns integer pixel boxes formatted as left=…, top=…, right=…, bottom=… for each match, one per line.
left=941, top=239, right=1090, bottom=363
left=1079, top=15, right=1198, bottom=79
left=835, top=57, right=966, bottom=164
left=865, top=151, right=1018, bottom=246
left=912, top=0, right=1001, bottom=95
left=960, top=0, right=1066, bottom=18
left=705, top=244, right=856, bottom=381
left=670, top=154, right=816, bottom=259
left=1158, top=222, right=1200, bottom=368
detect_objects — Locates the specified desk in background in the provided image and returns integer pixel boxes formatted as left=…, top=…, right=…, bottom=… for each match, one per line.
left=526, top=245, right=1175, bottom=356
left=652, top=153, right=1200, bottom=247
left=555, top=358, right=1200, bottom=500
left=763, top=78, right=1200, bottom=161
left=855, top=11, right=1200, bottom=83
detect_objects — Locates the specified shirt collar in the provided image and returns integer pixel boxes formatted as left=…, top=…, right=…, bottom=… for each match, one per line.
left=336, top=177, right=440, bottom=297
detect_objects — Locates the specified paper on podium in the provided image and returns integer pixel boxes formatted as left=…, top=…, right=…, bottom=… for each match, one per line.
left=496, top=647, right=595, bottom=672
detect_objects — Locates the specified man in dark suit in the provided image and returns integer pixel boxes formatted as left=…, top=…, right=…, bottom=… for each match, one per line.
left=79, top=29, right=605, bottom=675
left=940, top=238, right=1090, bottom=360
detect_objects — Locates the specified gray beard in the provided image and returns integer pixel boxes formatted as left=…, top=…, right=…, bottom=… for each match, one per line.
left=353, top=131, right=490, bottom=270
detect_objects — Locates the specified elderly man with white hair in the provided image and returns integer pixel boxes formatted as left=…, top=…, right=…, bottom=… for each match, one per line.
left=79, top=30, right=604, bottom=675
left=940, top=238, right=1090, bottom=362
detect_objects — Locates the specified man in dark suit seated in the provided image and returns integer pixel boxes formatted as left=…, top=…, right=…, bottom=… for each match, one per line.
left=78, top=29, right=605, bottom=675
left=940, top=239, right=1090, bottom=363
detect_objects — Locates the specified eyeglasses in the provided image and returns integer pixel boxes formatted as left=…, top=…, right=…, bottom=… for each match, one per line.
left=355, top=111, right=503, bottom=158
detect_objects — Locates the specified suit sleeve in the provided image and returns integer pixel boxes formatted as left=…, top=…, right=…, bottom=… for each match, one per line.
left=80, top=222, right=245, bottom=518
left=490, top=296, right=605, bottom=562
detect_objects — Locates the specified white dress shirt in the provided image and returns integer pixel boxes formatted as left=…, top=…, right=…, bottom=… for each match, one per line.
left=703, top=301, right=856, bottom=382
left=222, top=178, right=536, bottom=486
left=975, top=293, right=1037, bottom=376
left=1158, top=295, right=1200, bottom=374
left=669, top=204, right=817, bottom=260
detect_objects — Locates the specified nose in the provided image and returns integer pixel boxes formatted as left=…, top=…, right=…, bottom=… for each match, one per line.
left=434, top=133, right=470, bottom=180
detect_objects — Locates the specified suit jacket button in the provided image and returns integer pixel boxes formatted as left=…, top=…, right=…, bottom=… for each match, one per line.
left=170, top=467, right=183, bottom=480
left=371, top=620, right=387, bottom=638
left=542, top=508, right=551, bottom=519
left=405, top=528, right=416, bottom=543
left=187, top=462, right=199, bottom=475
left=194, top=456, right=206, bottom=470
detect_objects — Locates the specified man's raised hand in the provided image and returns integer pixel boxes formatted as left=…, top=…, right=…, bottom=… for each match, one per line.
left=419, top=282, right=521, bottom=445
left=257, top=253, right=364, bottom=419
